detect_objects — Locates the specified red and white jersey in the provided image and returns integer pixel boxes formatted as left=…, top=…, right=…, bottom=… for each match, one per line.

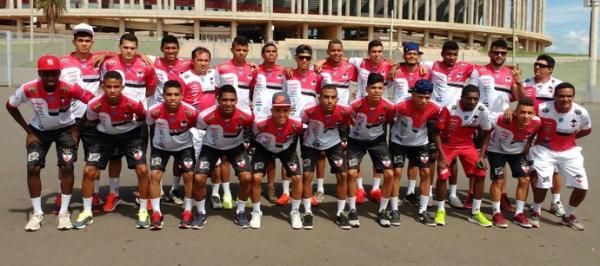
left=437, top=101, right=492, bottom=148
left=348, top=58, right=392, bottom=99
left=251, top=64, right=286, bottom=121
left=179, top=69, right=218, bottom=111
left=301, top=104, right=351, bottom=150
left=391, top=99, right=440, bottom=146
left=522, top=76, right=562, bottom=107
left=470, top=64, right=516, bottom=116
left=349, top=97, right=395, bottom=141
left=59, top=52, right=103, bottom=118
left=101, top=56, right=157, bottom=108
left=535, top=101, right=591, bottom=152
left=390, top=64, right=432, bottom=103
left=319, top=61, right=357, bottom=105
left=8, top=80, right=94, bottom=131
left=488, top=114, right=541, bottom=154
left=150, top=56, right=191, bottom=105
left=424, top=60, right=475, bottom=107
left=285, top=69, right=321, bottom=119
left=253, top=117, right=303, bottom=153
left=197, top=105, right=254, bottom=150
left=147, top=102, right=198, bottom=152
left=215, top=60, right=254, bottom=112
left=86, top=94, right=146, bottom=135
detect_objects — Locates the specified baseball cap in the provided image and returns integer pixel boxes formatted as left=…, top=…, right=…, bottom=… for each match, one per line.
left=37, top=55, right=61, bottom=71
left=73, top=23, right=94, bottom=37
left=295, top=44, right=312, bottom=56
left=403, top=42, right=423, bottom=55
left=272, top=92, right=291, bottom=107
left=412, top=79, right=433, bottom=94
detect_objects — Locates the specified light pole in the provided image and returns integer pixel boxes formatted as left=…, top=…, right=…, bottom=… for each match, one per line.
left=389, top=9, right=394, bottom=59
left=511, top=0, right=516, bottom=65
left=30, top=0, right=34, bottom=61
left=585, top=0, right=599, bottom=103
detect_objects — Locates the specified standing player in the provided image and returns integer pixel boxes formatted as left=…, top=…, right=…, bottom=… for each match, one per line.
left=530, top=83, right=591, bottom=231
left=7, top=55, right=94, bottom=231
left=300, top=85, right=352, bottom=229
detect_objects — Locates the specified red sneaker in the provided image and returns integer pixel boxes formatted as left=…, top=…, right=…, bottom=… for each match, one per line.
left=92, top=193, right=102, bottom=214
left=356, top=188, right=367, bottom=205
left=492, top=212, right=508, bottom=228
left=513, top=213, right=532, bottom=228
left=179, top=210, right=193, bottom=229
left=369, top=189, right=382, bottom=204
left=52, top=194, right=62, bottom=215
left=150, top=211, right=164, bottom=230
left=463, top=193, right=473, bottom=209
left=102, top=193, right=121, bottom=212
left=275, top=193, right=290, bottom=206
left=500, top=193, right=516, bottom=213
left=310, top=196, right=318, bottom=206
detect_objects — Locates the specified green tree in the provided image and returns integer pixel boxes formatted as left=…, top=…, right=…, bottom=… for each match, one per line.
left=36, top=0, right=66, bottom=34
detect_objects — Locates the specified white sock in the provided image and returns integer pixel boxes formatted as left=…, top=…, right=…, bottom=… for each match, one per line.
left=93, top=180, right=100, bottom=194
left=172, top=176, right=181, bottom=190
left=317, top=178, right=325, bottom=193
left=159, top=179, right=164, bottom=196
left=419, top=195, right=429, bottom=213
left=196, top=199, right=206, bottom=214
left=291, top=199, right=301, bottom=213
left=236, top=200, right=245, bottom=214
left=283, top=180, right=291, bottom=195
left=139, top=199, right=148, bottom=211
left=566, top=205, right=576, bottom=216
left=379, top=198, right=390, bottom=212
left=31, top=197, right=43, bottom=215
left=109, top=177, right=120, bottom=196
left=302, top=198, right=312, bottom=214
left=348, top=197, right=356, bottom=210
left=472, top=199, right=482, bottom=214
left=184, top=197, right=193, bottom=211
left=82, top=197, right=92, bottom=214
left=492, top=201, right=501, bottom=214
left=429, top=186, right=433, bottom=197
left=222, top=182, right=231, bottom=196
left=533, top=202, right=542, bottom=213
left=407, top=180, right=416, bottom=195
left=151, top=198, right=161, bottom=214
left=449, top=184, right=458, bottom=198
left=552, top=193, right=561, bottom=204
left=436, top=200, right=445, bottom=211
left=252, top=202, right=261, bottom=213
left=515, top=200, right=525, bottom=215
left=211, top=183, right=220, bottom=197
left=56, top=178, right=62, bottom=194
left=356, top=177, right=364, bottom=189
left=59, top=194, right=71, bottom=214
left=372, top=177, right=381, bottom=190
left=390, top=197, right=399, bottom=211
left=336, top=200, right=346, bottom=215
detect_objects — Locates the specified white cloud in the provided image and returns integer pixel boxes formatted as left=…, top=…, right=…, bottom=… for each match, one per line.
left=547, top=30, right=589, bottom=54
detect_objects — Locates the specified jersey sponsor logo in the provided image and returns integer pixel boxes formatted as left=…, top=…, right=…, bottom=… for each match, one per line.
left=87, top=153, right=101, bottom=162
left=62, top=149, right=74, bottom=162
left=151, top=157, right=162, bottom=166
left=27, top=152, right=40, bottom=162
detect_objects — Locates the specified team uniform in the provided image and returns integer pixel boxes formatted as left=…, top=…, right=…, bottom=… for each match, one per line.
left=348, top=58, right=392, bottom=99
left=470, top=64, right=516, bottom=120
left=59, top=52, right=103, bottom=118
left=251, top=64, right=287, bottom=121
left=390, top=64, right=432, bottom=103
left=101, top=56, right=158, bottom=108
left=522, top=76, right=563, bottom=109
left=319, top=61, right=357, bottom=105
left=424, top=60, right=475, bottom=107
left=215, top=60, right=254, bottom=112
left=150, top=56, right=191, bottom=105
left=252, top=117, right=303, bottom=176
left=285, top=69, right=321, bottom=119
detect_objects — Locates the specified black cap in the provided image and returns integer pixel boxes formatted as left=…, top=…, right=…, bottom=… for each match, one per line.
left=412, top=79, right=434, bottom=94
left=295, top=44, right=312, bottom=56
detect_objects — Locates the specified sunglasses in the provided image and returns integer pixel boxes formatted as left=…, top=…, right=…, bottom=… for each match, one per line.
left=534, top=62, right=550, bottom=68
left=491, top=51, right=507, bottom=56
left=298, top=56, right=312, bottom=61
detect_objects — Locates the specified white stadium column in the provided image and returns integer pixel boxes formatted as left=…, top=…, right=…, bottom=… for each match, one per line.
left=194, top=20, right=200, bottom=40
left=449, top=0, right=455, bottom=22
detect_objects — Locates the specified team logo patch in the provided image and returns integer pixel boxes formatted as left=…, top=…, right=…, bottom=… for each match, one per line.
left=521, top=161, right=529, bottom=173
left=62, top=149, right=74, bottom=162
left=87, top=153, right=101, bottom=162
left=419, top=154, right=430, bottom=164
left=151, top=157, right=162, bottom=166
left=181, top=120, right=188, bottom=127
left=136, top=70, right=144, bottom=79
left=288, top=162, right=298, bottom=172
left=133, top=148, right=143, bottom=160
left=382, top=156, right=391, bottom=168
left=333, top=157, right=344, bottom=167
left=574, top=174, right=584, bottom=184
left=570, top=119, right=578, bottom=128
left=348, top=158, right=359, bottom=167
left=393, top=155, right=404, bottom=164
left=27, top=152, right=40, bottom=162
left=198, top=161, right=210, bottom=170
left=494, top=167, right=504, bottom=176
left=303, top=158, right=311, bottom=168
left=182, top=158, right=194, bottom=169
left=237, top=159, right=246, bottom=168
left=254, top=162, right=265, bottom=170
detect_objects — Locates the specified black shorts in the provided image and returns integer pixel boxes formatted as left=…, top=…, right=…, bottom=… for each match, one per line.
left=252, top=141, right=301, bottom=176
left=150, top=146, right=196, bottom=172
left=108, top=125, right=148, bottom=161
left=301, top=143, right=346, bottom=174
left=85, top=127, right=147, bottom=170
left=347, top=136, right=392, bottom=173
left=26, top=125, right=77, bottom=168
left=79, top=122, right=96, bottom=158
left=390, top=142, right=432, bottom=168
left=487, top=151, right=528, bottom=180
left=195, top=144, right=251, bottom=175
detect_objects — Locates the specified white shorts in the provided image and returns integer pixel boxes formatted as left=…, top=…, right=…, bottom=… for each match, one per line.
left=526, top=152, right=559, bottom=174
left=191, top=128, right=205, bottom=159
left=531, top=145, right=588, bottom=190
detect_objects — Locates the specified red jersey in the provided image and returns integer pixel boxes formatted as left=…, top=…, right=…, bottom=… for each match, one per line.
left=101, top=56, right=157, bottom=107
left=535, top=101, right=591, bottom=152
left=86, top=94, right=146, bottom=135
left=349, top=57, right=393, bottom=99
left=59, top=52, right=103, bottom=118
left=425, top=60, right=475, bottom=107
left=488, top=114, right=541, bottom=154
left=471, top=64, right=516, bottom=115
left=251, top=64, right=286, bottom=121
left=319, top=61, right=357, bottom=105
left=215, top=59, right=254, bottom=112
left=179, top=69, right=218, bottom=111
left=522, top=76, right=562, bottom=109
left=390, top=64, right=432, bottom=103
left=391, top=99, right=440, bottom=146
left=285, top=69, right=321, bottom=119
left=197, top=105, right=254, bottom=150
left=147, top=102, right=198, bottom=152
left=437, top=101, right=492, bottom=148
left=301, top=104, right=352, bottom=150
left=151, top=56, right=191, bottom=105
left=349, top=96, right=395, bottom=141
left=253, top=117, right=303, bottom=153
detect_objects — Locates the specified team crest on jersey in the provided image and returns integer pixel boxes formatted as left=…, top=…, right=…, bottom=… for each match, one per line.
left=342, top=74, right=348, bottom=79
left=182, top=158, right=194, bottom=169
left=505, top=76, right=512, bottom=82
left=472, top=115, right=479, bottom=123
left=451, top=105, right=457, bottom=110
left=108, top=60, right=116, bottom=65
left=277, top=74, right=283, bottom=80
left=333, top=157, right=344, bottom=167
left=303, top=158, right=311, bottom=168
left=381, top=156, right=391, bottom=168
left=180, top=120, right=188, bottom=127
left=571, top=119, right=578, bottom=127
left=62, top=149, right=74, bottom=162
left=153, top=109, right=161, bottom=117
left=133, top=148, right=143, bottom=160
left=478, top=105, right=485, bottom=111
left=236, top=158, right=246, bottom=168
left=27, top=152, right=40, bottom=162
left=93, top=103, right=102, bottom=111
left=247, top=74, right=253, bottom=80
left=419, top=154, right=429, bottom=164
left=287, top=162, right=298, bottom=172
left=136, top=71, right=144, bottom=79
left=311, top=80, right=317, bottom=85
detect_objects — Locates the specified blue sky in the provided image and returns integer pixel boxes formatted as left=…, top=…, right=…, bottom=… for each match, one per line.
left=545, top=0, right=599, bottom=54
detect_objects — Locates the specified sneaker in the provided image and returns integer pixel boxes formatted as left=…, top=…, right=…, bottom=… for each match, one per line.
left=56, top=212, right=73, bottom=230
left=102, top=193, right=121, bottom=212
left=267, top=186, right=278, bottom=203
left=73, top=211, right=93, bottom=229
left=468, top=211, right=492, bottom=227
left=92, top=193, right=102, bottom=214
left=416, top=211, right=436, bottom=227
left=52, top=194, right=61, bottom=214
left=210, top=195, right=223, bottom=210
left=250, top=212, right=262, bottom=229
left=302, top=213, right=313, bottom=230
left=403, top=193, right=419, bottom=207
left=492, top=212, right=508, bottom=228
left=136, top=209, right=150, bottom=229
left=427, top=196, right=435, bottom=208
left=222, top=193, right=233, bottom=209
left=315, top=191, right=325, bottom=203
left=276, top=193, right=290, bottom=206
left=336, top=213, right=351, bottom=230
left=348, top=209, right=360, bottom=228
left=25, top=213, right=44, bottom=231
left=390, top=210, right=401, bottom=226
left=356, top=188, right=367, bottom=204
left=561, top=214, right=584, bottom=231
left=434, top=210, right=446, bottom=226
left=150, top=211, right=164, bottom=230
left=369, top=189, right=382, bottom=203
left=530, top=211, right=541, bottom=228
left=179, top=210, right=193, bottom=229
left=310, top=196, right=319, bottom=206
left=513, top=213, right=532, bottom=228
left=376, top=211, right=391, bottom=227
left=463, top=193, right=473, bottom=209
left=447, top=196, right=464, bottom=209
left=551, top=201, right=566, bottom=217
left=234, top=212, right=250, bottom=229
left=500, top=194, right=516, bottom=213
left=192, top=213, right=207, bottom=229
left=290, top=211, right=302, bottom=230
left=169, top=188, right=184, bottom=205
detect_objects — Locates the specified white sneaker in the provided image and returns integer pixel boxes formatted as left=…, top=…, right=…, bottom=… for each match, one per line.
left=551, top=201, right=566, bottom=217
left=290, top=211, right=302, bottom=230
left=57, top=213, right=73, bottom=230
left=250, top=211, right=262, bottom=229
left=25, top=213, right=44, bottom=232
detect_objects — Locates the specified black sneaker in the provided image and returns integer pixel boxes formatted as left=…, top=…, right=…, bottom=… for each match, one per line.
left=192, top=213, right=207, bottom=229
left=234, top=212, right=249, bottom=229
left=336, top=213, right=351, bottom=230
left=376, top=211, right=391, bottom=227
left=403, top=193, right=419, bottom=207
left=302, top=213, right=313, bottom=230
left=210, top=195, right=223, bottom=210
left=348, top=209, right=360, bottom=228
left=416, top=211, right=437, bottom=227
left=390, top=210, right=401, bottom=226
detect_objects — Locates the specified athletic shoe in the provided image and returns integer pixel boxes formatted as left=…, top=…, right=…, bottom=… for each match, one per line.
left=310, top=196, right=319, bottom=206
left=210, top=195, right=223, bottom=210
left=267, top=186, right=278, bottom=203
left=403, top=193, right=419, bottom=207
left=390, top=210, right=401, bottom=226
left=291, top=211, right=302, bottom=230
left=348, top=209, right=360, bottom=228
left=369, top=189, right=382, bottom=204
left=192, top=213, right=207, bottom=229
left=376, top=211, right=391, bottom=227
left=512, top=213, right=532, bottom=228
left=336, top=213, right=351, bottom=230
left=356, top=188, right=367, bottom=204
left=52, top=194, right=61, bottom=214
left=150, top=211, right=164, bottom=230
left=276, top=193, right=290, bottom=206
left=25, top=213, right=44, bottom=232
left=561, top=214, right=584, bottom=231
left=448, top=196, right=464, bottom=209
left=492, top=212, right=508, bottom=228
left=315, top=191, right=325, bottom=203
left=468, top=211, right=492, bottom=227
left=530, top=211, right=541, bottom=228
left=551, top=201, right=566, bottom=217
left=73, top=211, right=93, bottom=229
left=302, top=213, right=314, bottom=230
left=234, top=212, right=250, bottom=229
left=250, top=212, right=262, bottom=229
left=222, top=193, right=233, bottom=209
left=136, top=209, right=150, bottom=229
left=246, top=198, right=252, bottom=208
left=56, top=212, right=73, bottom=230
left=102, top=193, right=121, bottom=212
left=416, top=211, right=436, bottom=227
left=169, top=188, right=184, bottom=205
left=179, top=210, right=193, bottom=229
left=500, top=194, right=515, bottom=213
left=434, top=210, right=446, bottom=226
left=92, top=193, right=102, bottom=214
left=427, top=196, right=435, bottom=208
left=463, top=193, right=473, bottom=209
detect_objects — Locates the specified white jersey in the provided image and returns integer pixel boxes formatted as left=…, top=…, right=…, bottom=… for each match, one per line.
left=196, top=105, right=254, bottom=150
left=424, top=60, right=475, bottom=107
left=146, top=102, right=198, bottom=152
left=522, top=76, right=562, bottom=103
left=470, top=64, right=516, bottom=116
left=252, top=64, right=286, bottom=121
left=301, top=104, right=352, bottom=150
left=488, top=114, right=542, bottom=154
left=391, top=99, right=441, bottom=146
left=86, top=94, right=146, bottom=135
left=348, top=57, right=392, bottom=99
left=535, top=101, right=592, bottom=152
left=59, top=53, right=102, bottom=118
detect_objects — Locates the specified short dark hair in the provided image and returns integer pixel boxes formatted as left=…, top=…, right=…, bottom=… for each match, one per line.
left=261, top=42, right=277, bottom=54
left=119, top=33, right=138, bottom=46
left=191, top=46, right=211, bottom=60
left=554, top=82, right=575, bottom=97
left=328, top=39, right=343, bottom=50
left=103, top=71, right=123, bottom=83
left=320, top=84, right=338, bottom=94
left=163, top=80, right=182, bottom=93
left=217, top=84, right=237, bottom=99
left=517, top=97, right=535, bottom=108
left=74, top=31, right=93, bottom=40
left=368, top=40, right=383, bottom=51
left=367, top=73, right=384, bottom=87
left=461, top=84, right=480, bottom=98
left=536, top=54, right=555, bottom=68
left=161, top=35, right=179, bottom=48
left=232, top=36, right=249, bottom=48
left=442, top=41, right=459, bottom=52
left=490, top=39, right=508, bottom=50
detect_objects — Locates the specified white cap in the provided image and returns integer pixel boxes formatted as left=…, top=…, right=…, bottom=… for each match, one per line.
left=72, top=23, right=94, bottom=37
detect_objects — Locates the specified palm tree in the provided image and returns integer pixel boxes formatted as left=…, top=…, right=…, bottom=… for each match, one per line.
left=36, top=0, right=66, bottom=34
